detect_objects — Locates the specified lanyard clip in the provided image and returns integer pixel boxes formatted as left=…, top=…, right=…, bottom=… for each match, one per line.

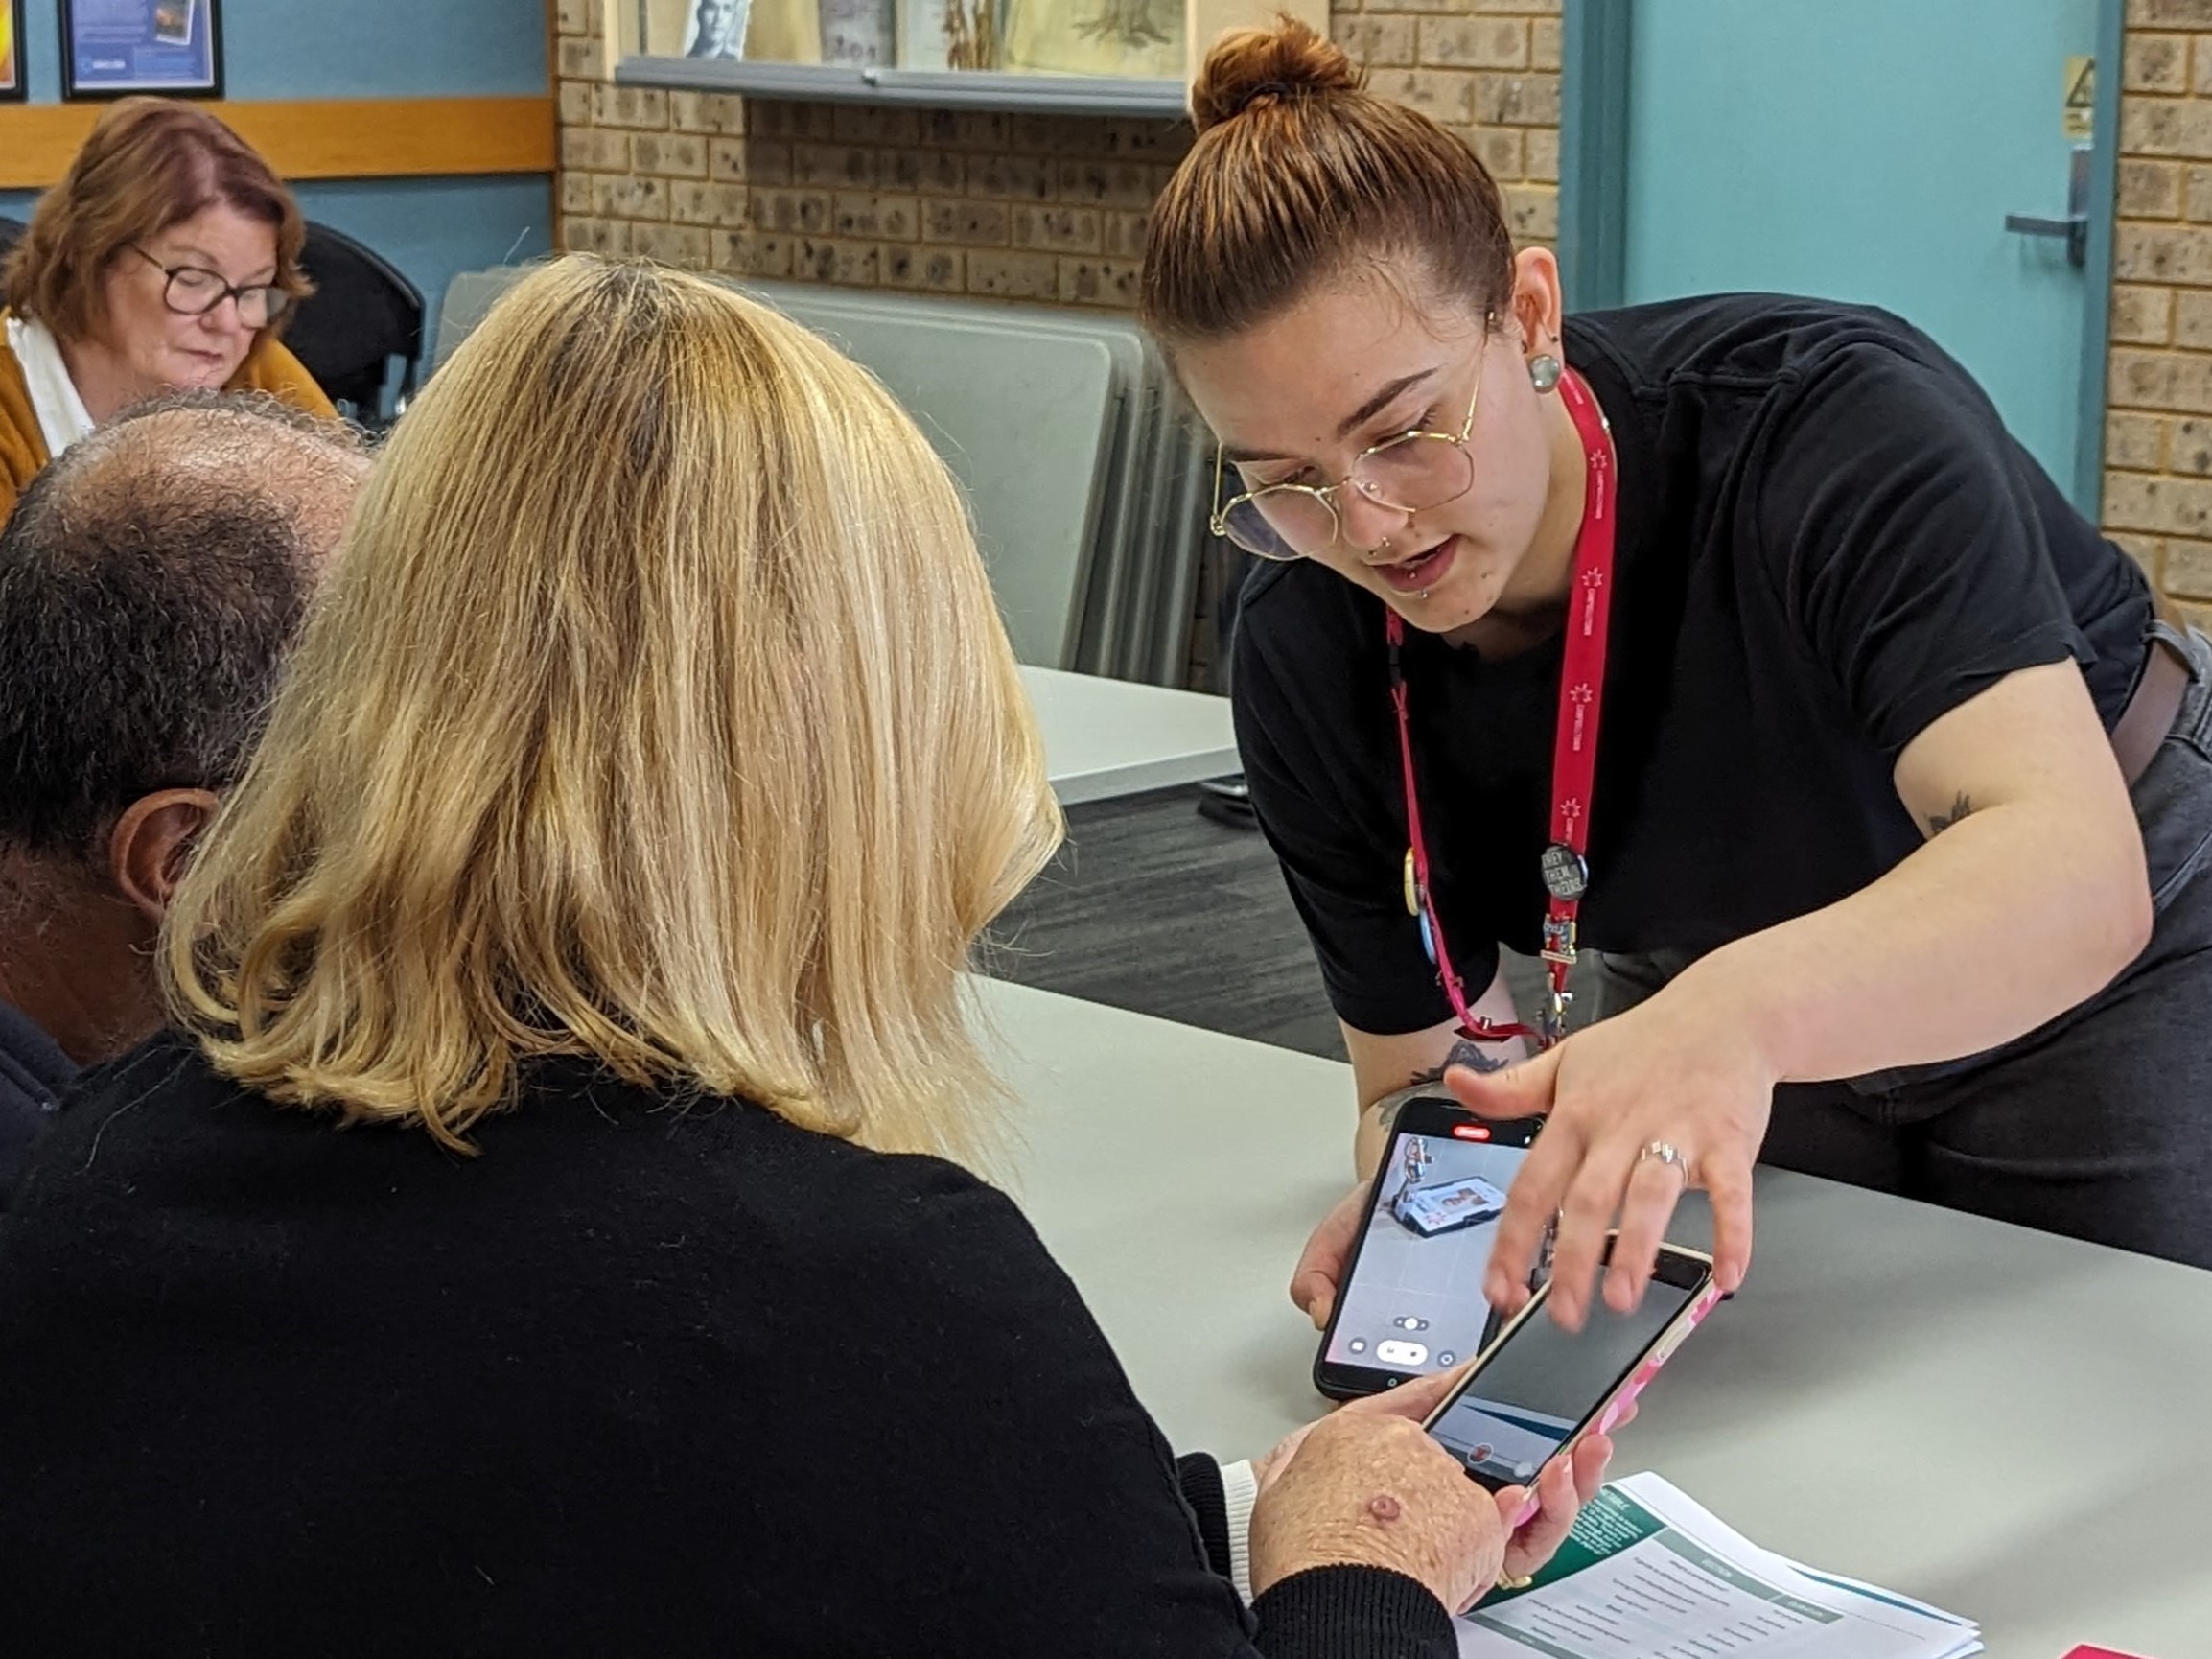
left=1538, top=917, right=1576, bottom=1048
left=1539, top=915, right=1577, bottom=967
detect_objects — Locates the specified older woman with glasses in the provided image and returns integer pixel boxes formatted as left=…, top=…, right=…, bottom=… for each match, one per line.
left=1143, top=18, right=2212, bottom=1344
left=1, top=98, right=333, bottom=525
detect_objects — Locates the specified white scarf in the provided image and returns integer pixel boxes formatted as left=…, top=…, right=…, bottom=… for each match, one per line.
left=5, top=314, right=97, bottom=460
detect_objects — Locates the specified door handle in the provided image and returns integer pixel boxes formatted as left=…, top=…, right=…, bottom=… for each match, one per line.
left=2004, top=212, right=2087, bottom=266
left=2005, top=142, right=2091, bottom=268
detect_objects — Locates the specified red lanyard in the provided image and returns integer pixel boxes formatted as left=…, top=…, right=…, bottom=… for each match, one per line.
left=1390, top=366, right=1618, bottom=1048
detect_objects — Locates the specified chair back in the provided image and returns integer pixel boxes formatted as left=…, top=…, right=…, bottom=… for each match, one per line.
left=285, top=222, right=425, bottom=428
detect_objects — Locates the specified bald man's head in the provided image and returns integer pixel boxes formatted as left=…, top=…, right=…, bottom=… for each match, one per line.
left=0, top=392, right=365, bottom=858
left=93, top=391, right=370, bottom=570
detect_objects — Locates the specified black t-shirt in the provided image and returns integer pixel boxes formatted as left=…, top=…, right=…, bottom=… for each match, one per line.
left=1234, top=293, right=2153, bottom=1037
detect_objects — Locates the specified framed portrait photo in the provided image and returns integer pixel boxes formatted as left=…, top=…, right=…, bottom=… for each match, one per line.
left=62, top=0, right=223, bottom=100
left=0, top=0, right=28, bottom=103
left=681, top=0, right=753, bottom=59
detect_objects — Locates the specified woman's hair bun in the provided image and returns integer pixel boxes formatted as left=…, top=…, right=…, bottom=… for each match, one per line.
left=1188, top=15, right=1364, bottom=135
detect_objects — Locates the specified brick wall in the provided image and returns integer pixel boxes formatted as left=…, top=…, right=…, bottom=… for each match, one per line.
left=2106, top=0, right=2212, bottom=617
left=551, top=0, right=1560, bottom=308
left=1330, top=0, right=1561, bottom=246
left=550, top=0, right=1537, bottom=689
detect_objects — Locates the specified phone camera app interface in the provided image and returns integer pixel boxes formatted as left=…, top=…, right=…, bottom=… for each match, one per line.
left=1325, top=1129, right=1525, bottom=1375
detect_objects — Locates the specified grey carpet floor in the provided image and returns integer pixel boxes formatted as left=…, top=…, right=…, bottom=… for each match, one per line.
left=986, top=785, right=1551, bottom=1062
left=986, top=786, right=1349, bottom=1061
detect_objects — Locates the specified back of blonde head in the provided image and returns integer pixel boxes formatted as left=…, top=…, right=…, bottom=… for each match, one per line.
left=164, top=256, right=1061, bottom=1167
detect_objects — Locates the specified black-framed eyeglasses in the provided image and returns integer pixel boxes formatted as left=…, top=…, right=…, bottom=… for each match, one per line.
left=128, top=245, right=291, bottom=329
left=1209, top=315, right=1495, bottom=563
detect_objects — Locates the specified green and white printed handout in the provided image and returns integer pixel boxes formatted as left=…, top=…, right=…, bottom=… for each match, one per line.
left=1461, top=1473, right=1981, bottom=1659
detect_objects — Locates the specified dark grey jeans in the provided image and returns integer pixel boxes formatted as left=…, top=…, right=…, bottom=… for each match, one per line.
left=1595, top=621, right=2212, bottom=1271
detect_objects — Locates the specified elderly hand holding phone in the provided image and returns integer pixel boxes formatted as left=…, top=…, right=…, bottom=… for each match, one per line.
left=1251, top=1363, right=1621, bottom=1615
left=1291, top=1088, right=1719, bottom=1560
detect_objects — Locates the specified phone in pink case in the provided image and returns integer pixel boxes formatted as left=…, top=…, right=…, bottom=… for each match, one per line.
left=1423, top=1235, right=1718, bottom=1491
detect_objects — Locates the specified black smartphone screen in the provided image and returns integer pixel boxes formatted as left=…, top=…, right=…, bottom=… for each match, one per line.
left=1426, top=1251, right=1708, bottom=1489
left=1315, top=1101, right=1542, bottom=1397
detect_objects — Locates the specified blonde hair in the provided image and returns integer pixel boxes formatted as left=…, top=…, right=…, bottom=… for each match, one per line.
left=163, top=256, right=1063, bottom=1170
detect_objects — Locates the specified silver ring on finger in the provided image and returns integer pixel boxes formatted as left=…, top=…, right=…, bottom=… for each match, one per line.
left=1638, top=1139, right=1688, bottom=1177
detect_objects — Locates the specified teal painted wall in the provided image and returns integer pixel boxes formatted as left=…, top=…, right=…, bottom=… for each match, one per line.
left=1618, top=0, right=2099, bottom=492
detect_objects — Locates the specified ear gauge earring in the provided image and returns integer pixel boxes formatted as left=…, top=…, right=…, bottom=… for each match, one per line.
left=1528, top=353, right=1564, bottom=393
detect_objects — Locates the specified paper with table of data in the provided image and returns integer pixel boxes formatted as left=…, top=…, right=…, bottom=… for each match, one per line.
left=1460, top=1472, right=1981, bottom=1659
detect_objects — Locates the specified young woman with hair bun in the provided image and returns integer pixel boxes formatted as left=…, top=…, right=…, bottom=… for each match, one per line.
left=1144, top=19, right=2212, bottom=1331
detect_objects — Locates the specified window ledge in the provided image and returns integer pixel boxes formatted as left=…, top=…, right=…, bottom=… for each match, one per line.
left=614, top=55, right=1189, bottom=119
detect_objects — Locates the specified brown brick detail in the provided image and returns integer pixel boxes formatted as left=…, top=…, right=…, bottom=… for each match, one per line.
left=2104, top=12, right=2212, bottom=595
left=556, top=1, right=1563, bottom=687
left=552, top=2, right=1561, bottom=314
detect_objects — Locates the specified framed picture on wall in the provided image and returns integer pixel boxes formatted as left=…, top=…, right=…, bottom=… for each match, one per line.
left=1002, top=0, right=1181, bottom=80
left=681, top=0, right=752, bottom=59
left=0, top=0, right=28, bottom=102
left=61, top=0, right=223, bottom=99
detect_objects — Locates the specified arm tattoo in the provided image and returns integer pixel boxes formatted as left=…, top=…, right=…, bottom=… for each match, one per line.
left=1927, top=792, right=1974, bottom=836
left=1374, top=1042, right=1511, bottom=1133
left=1400, top=1040, right=1508, bottom=1095
left=1442, top=1037, right=1510, bottom=1075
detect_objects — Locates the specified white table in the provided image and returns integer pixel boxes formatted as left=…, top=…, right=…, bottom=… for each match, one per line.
left=1021, top=665, right=1239, bottom=806
left=978, top=977, right=2212, bottom=1659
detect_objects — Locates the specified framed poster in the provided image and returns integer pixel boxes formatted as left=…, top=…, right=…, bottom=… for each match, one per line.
left=62, top=0, right=223, bottom=99
left=1001, top=0, right=1180, bottom=81
left=0, top=0, right=26, bottom=102
left=681, top=0, right=751, bottom=59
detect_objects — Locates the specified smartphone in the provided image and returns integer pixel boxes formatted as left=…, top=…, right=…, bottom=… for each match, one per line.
left=1314, top=1097, right=1547, bottom=1401
left=1423, top=1237, right=1720, bottom=1490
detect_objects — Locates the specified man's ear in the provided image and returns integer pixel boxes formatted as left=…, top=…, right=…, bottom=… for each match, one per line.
left=106, top=788, right=221, bottom=925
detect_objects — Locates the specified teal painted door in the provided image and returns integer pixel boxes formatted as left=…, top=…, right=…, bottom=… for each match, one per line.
left=1621, top=0, right=2100, bottom=499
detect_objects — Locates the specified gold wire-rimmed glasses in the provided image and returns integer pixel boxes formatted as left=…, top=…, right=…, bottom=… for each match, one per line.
left=1209, top=319, right=1495, bottom=563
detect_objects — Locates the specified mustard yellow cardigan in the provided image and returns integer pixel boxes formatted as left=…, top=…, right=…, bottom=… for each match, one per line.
left=0, top=308, right=337, bottom=526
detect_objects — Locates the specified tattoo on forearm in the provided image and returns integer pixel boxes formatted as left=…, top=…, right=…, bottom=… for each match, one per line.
left=1927, top=792, right=1974, bottom=836
left=1443, top=1038, right=1509, bottom=1074
left=1378, top=1043, right=1512, bottom=1130
left=1402, top=1040, right=1508, bottom=1094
